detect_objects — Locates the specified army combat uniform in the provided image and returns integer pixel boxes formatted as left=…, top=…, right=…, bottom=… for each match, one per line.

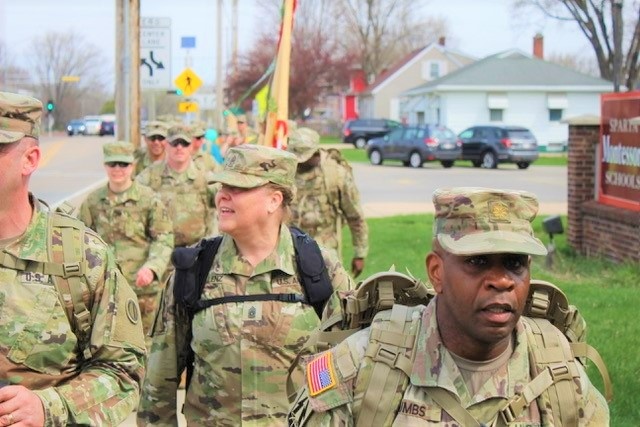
left=0, top=197, right=147, bottom=425
left=79, top=180, right=174, bottom=334
left=290, top=149, right=368, bottom=260
left=138, top=225, right=354, bottom=426
left=136, top=161, right=217, bottom=247
left=289, top=300, right=609, bottom=426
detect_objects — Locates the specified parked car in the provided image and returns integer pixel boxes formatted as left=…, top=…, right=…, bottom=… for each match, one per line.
left=342, top=118, right=401, bottom=148
left=83, top=116, right=102, bottom=135
left=99, top=120, right=115, bottom=136
left=66, top=119, right=86, bottom=136
left=458, top=125, right=539, bottom=169
left=367, top=124, right=461, bottom=168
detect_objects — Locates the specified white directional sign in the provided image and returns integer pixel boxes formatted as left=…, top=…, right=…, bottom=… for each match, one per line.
left=140, top=17, right=171, bottom=89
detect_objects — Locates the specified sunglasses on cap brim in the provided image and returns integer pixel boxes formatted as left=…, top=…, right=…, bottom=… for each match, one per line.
left=168, top=139, right=191, bottom=147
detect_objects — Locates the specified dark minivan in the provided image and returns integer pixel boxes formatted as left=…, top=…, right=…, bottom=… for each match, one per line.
left=342, top=118, right=401, bottom=148
left=458, top=125, right=539, bottom=169
left=366, top=124, right=461, bottom=168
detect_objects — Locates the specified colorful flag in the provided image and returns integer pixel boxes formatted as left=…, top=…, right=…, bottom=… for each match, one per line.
left=263, top=0, right=297, bottom=149
left=306, top=351, right=336, bottom=396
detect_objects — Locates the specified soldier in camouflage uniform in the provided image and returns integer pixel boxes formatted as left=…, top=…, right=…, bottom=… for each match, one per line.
left=134, top=120, right=168, bottom=176
left=287, top=127, right=369, bottom=277
left=79, top=141, right=174, bottom=340
left=138, top=145, right=354, bottom=426
left=0, top=92, right=146, bottom=425
left=288, top=187, right=609, bottom=426
left=136, top=124, right=218, bottom=247
left=189, top=121, right=220, bottom=172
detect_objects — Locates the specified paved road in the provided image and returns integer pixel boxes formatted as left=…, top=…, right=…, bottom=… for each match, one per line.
left=32, top=136, right=567, bottom=216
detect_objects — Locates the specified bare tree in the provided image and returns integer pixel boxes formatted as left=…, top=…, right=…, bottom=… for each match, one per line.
left=547, top=52, right=599, bottom=76
left=512, top=0, right=640, bottom=90
left=29, top=31, right=111, bottom=126
left=335, top=0, right=451, bottom=80
left=0, top=41, right=30, bottom=92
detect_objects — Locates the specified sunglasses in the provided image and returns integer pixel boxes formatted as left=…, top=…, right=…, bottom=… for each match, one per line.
left=168, top=139, right=191, bottom=148
left=105, top=161, right=131, bottom=168
left=149, top=135, right=165, bottom=142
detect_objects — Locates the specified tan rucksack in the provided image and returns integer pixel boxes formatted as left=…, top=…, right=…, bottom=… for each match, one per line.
left=290, top=272, right=613, bottom=426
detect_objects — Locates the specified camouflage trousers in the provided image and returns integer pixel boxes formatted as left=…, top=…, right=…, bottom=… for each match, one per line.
left=137, top=292, right=161, bottom=348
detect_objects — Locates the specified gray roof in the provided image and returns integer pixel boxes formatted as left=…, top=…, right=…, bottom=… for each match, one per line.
left=404, top=50, right=612, bottom=95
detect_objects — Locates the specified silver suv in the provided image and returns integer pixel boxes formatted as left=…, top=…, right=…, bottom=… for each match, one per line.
left=458, top=125, right=539, bottom=169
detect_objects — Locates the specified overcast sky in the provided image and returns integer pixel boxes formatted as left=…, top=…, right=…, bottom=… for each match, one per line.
left=1, top=0, right=593, bottom=88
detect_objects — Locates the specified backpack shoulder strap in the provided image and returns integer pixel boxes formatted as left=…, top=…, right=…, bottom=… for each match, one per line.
left=352, top=304, right=425, bottom=426
left=49, top=211, right=93, bottom=360
left=289, top=226, right=333, bottom=318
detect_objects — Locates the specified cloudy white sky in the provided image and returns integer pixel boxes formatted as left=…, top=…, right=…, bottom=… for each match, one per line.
left=1, top=0, right=593, bottom=87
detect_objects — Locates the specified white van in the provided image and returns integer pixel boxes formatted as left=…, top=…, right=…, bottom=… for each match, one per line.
left=83, top=115, right=102, bottom=135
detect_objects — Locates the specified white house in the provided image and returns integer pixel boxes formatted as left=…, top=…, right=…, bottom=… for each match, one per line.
left=357, top=39, right=475, bottom=121
left=400, top=50, right=613, bottom=150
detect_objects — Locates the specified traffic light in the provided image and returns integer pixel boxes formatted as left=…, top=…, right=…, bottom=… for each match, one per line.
left=166, top=89, right=183, bottom=96
left=46, top=100, right=55, bottom=112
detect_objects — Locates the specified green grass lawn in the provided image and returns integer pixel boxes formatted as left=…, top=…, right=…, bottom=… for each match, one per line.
left=341, top=214, right=638, bottom=425
left=336, top=147, right=568, bottom=167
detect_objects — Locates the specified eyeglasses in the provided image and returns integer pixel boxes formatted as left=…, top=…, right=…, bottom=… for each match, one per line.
left=194, top=135, right=204, bottom=140
left=168, top=139, right=191, bottom=148
left=105, top=161, right=131, bottom=168
left=149, top=135, right=165, bottom=142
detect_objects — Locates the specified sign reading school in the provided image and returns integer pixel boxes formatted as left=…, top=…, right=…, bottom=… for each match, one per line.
left=174, top=68, right=202, bottom=97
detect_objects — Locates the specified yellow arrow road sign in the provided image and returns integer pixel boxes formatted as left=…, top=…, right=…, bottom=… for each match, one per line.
left=174, top=68, right=202, bottom=96
left=178, top=101, right=199, bottom=112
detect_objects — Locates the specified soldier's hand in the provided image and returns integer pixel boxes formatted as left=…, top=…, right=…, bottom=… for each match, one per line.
left=136, top=267, right=155, bottom=287
left=351, top=258, right=365, bottom=278
left=0, top=385, right=45, bottom=427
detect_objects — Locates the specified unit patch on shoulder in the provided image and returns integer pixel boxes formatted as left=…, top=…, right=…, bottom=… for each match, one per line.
left=306, top=351, right=337, bottom=396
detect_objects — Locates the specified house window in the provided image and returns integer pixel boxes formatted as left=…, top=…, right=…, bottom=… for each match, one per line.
left=430, top=62, right=440, bottom=79
left=549, top=109, right=563, bottom=121
left=417, top=111, right=425, bottom=125
left=489, top=109, right=503, bottom=122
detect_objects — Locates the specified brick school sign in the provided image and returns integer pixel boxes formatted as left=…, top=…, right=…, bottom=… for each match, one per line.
left=566, top=92, right=640, bottom=263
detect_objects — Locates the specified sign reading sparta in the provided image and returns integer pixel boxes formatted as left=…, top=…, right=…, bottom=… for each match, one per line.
left=174, top=68, right=203, bottom=97
left=140, top=17, right=171, bottom=89
left=599, top=92, right=640, bottom=211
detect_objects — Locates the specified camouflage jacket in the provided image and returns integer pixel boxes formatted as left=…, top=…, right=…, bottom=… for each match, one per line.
left=290, top=299, right=609, bottom=426
left=138, top=224, right=354, bottom=426
left=193, top=150, right=221, bottom=173
left=0, top=198, right=146, bottom=426
left=136, top=161, right=217, bottom=247
left=290, top=151, right=368, bottom=259
left=78, top=181, right=174, bottom=295
left=134, top=149, right=162, bottom=177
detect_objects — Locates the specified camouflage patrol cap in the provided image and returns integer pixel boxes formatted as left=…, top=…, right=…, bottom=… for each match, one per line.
left=167, top=124, right=191, bottom=144
left=103, top=141, right=135, bottom=163
left=144, top=120, right=168, bottom=138
left=209, top=144, right=297, bottom=190
left=236, top=113, right=247, bottom=123
left=287, top=127, right=320, bottom=162
left=189, top=121, right=207, bottom=138
left=0, top=91, right=43, bottom=143
left=433, top=187, right=547, bottom=256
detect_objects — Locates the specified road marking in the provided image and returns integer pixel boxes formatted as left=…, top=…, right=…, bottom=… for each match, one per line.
left=39, top=139, right=66, bottom=167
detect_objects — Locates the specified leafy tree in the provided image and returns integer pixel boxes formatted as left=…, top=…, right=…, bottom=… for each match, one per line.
left=513, top=0, right=640, bottom=90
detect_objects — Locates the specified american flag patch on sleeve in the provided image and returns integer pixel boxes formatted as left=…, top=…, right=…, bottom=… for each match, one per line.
left=306, top=351, right=337, bottom=396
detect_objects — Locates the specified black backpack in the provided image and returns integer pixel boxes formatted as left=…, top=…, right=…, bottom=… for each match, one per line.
left=171, top=226, right=333, bottom=387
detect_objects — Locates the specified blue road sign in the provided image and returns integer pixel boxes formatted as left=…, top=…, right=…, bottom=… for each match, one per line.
left=181, top=36, right=196, bottom=48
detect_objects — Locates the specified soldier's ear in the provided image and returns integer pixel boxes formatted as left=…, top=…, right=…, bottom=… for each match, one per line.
left=426, top=251, right=444, bottom=294
left=267, top=187, right=284, bottom=214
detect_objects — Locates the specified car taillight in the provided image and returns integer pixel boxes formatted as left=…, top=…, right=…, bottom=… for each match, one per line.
left=424, top=137, right=438, bottom=147
left=344, top=129, right=351, bottom=136
left=500, top=138, right=512, bottom=148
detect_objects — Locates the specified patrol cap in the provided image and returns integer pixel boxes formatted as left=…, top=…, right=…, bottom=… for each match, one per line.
left=144, top=121, right=168, bottom=138
left=433, top=187, right=547, bottom=256
left=236, top=113, right=247, bottom=123
left=209, top=144, right=297, bottom=191
left=0, top=91, right=43, bottom=143
left=103, top=141, right=135, bottom=163
left=189, top=121, right=207, bottom=138
left=287, top=127, right=320, bottom=163
left=167, top=124, right=191, bottom=144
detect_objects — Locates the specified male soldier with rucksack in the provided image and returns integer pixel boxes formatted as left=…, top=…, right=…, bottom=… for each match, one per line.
left=287, top=127, right=369, bottom=277
left=0, top=93, right=146, bottom=425
left=289, top=187, right=610, bottom=426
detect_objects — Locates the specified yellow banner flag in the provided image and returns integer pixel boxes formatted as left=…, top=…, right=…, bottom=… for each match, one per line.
left=254, top=84, right=270, bottom=122
left=263, top=0, right=296, bottom=148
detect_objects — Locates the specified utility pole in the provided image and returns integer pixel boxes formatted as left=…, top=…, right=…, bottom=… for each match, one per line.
left=612, top=0, right=623, bottom=92
left=129, top=0, right=141, bottom=147
left=232, top=0, right=238, bottom=75
left=216, top=0, right=224, bottom=129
